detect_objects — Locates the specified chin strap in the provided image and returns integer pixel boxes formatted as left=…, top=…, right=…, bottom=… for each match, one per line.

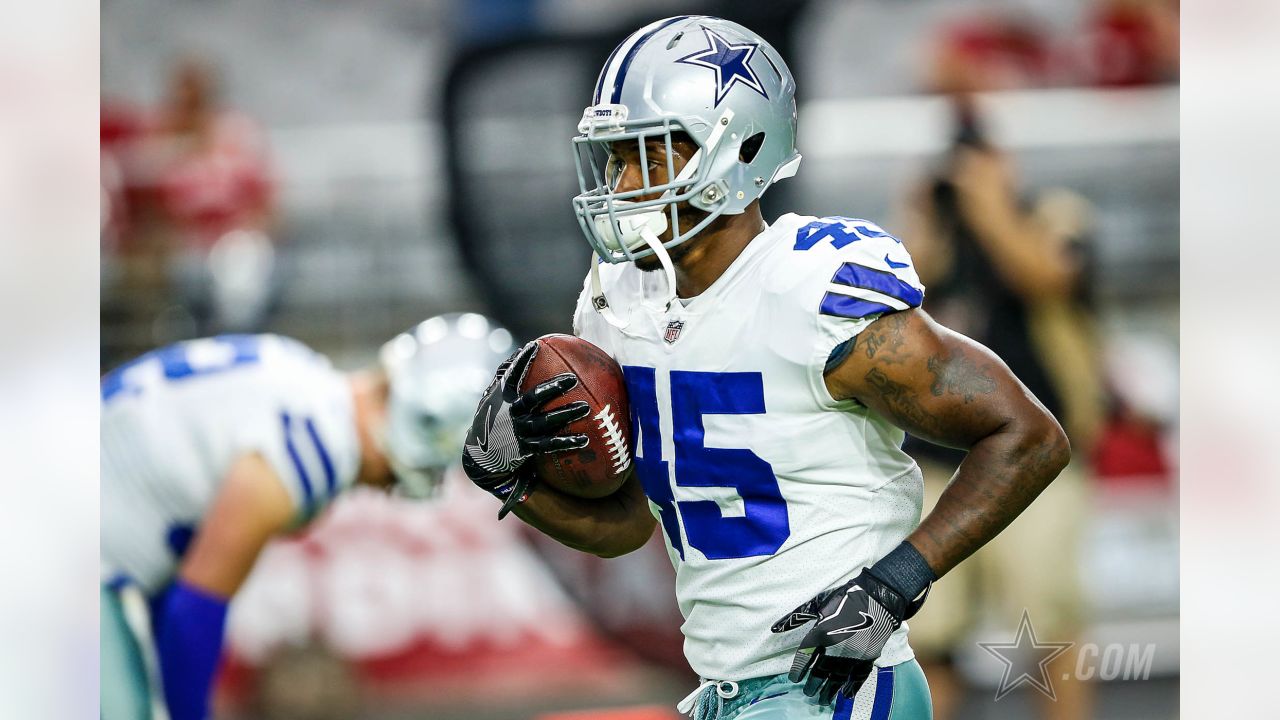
left=589, top=225, right=675, bottom=331
left=590, top=224, right=677, bottom=331
left=639, top=226, right=678, bottom=312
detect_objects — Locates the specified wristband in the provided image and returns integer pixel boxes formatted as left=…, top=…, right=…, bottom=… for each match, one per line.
left=154, top=580, right=230, bottom=720
left=867, top=541, right=937, bottom=607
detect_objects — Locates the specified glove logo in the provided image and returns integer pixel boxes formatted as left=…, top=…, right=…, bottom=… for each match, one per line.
left=817, top=591, right=875, bottom=635
left=826, top=612, right=875, bottom=636
left=469, top=404, right=494, bottom=453
left=771, top=569, right=920, bottom=704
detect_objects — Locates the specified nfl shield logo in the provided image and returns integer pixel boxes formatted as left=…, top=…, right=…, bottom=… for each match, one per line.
left=663, top=320, right=685, bottom=345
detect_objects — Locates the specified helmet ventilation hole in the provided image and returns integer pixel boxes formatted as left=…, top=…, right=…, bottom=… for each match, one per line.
left=739, top=132, right=765, bottom=164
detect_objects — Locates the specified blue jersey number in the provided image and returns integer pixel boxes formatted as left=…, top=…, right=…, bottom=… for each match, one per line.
left=794, top=217, right=901, bottom=251
left=623, top=366, right=790, bottom=560
left=102, top=335, right=262, bottom=402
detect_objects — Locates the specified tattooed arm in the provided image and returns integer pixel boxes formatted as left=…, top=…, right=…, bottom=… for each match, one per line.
left=824, top=309, right=1071, bottom=577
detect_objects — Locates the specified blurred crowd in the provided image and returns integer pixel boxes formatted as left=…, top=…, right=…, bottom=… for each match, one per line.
left=896, top=11, right=1176, bottom=717
left=924, top=0, right=1178, bottom=91
left=102, top=57, right=277, bottom=357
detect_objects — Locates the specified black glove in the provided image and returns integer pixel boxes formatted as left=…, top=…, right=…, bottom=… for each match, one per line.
left=462, top=341, right=590, bottom=518
left=770, top=544, right=934, bottom=704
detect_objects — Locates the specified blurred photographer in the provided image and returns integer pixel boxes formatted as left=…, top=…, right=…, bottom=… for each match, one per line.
left=898, top=94, right=1105, bottom=720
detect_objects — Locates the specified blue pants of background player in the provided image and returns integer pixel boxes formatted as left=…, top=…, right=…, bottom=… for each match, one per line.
left=681, top=660, right=932, bottom=720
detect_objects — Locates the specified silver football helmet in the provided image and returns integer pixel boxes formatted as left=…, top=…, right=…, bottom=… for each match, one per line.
left=572, top=15, right=801, bottom=266
left=379, top=313, right=515, bottom=499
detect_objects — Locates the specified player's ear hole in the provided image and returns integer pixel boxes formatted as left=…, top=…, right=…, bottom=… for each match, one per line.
left=739, top=132, right=765, bottom=164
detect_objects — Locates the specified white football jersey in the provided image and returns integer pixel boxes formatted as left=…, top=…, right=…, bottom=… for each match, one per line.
left=101, top=334, right=361, bottom=595
left=574, top=214, right=927, bottom=681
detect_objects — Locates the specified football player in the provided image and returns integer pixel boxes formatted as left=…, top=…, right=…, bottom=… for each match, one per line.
left=101, top=313, right=512, bottom=720
left=463, top=16, right=1070, bottom=720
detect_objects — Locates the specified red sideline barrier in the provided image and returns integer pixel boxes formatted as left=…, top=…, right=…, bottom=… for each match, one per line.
left=221, top=475, right=640, bottom=705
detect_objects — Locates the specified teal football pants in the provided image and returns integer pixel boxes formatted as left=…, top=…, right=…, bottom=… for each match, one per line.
left=101, top=584, right=154, bottom=720
left=690, top=660, right=932, bottom=720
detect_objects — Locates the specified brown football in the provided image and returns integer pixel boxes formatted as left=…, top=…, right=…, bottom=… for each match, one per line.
left=521, top=334, right=632, bottom=499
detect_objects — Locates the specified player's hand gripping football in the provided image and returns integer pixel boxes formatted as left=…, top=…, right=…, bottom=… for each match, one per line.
left=770, top=568, right=929, bottom=704
left=462, top=341, right=590, bottom=518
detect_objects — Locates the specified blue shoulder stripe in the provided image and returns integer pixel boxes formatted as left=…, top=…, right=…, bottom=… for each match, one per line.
left=832, top=262, right=923, bottom=307
left=303, top=417, right=337, bottom=498
left=281, top=412, right=315, bottom=512
left=819, top=292, right=897, bottom=320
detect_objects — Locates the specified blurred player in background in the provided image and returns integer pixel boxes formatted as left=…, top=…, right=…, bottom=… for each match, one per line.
left=102, top=56, right=279, bottom=370
left=100, top=313, right=513, bottom=720
left=464, top=16, right=1071, bottom=720
left=897, top=47, right=1106, bottom=720
left=154, top=57, right=278, bottom=334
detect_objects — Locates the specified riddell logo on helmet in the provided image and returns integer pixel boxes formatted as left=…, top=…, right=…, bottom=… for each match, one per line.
left=579, top=104, right=629, bottom=133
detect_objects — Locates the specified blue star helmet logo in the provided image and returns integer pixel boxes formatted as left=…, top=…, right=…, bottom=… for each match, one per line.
left=676, top=27, right=769, bottom=107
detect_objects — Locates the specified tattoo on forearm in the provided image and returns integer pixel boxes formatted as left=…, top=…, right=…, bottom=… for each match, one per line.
left=839, top=309, right=1070, bottom=577
left=912, top=425, right=1068, bottom=576
left=927, top=352, right=997, bottom=403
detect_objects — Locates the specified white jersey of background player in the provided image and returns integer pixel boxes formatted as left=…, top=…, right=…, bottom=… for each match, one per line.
left=462, top=16, right=1070, bottom=720
left=101, top=314, right=512, bottom=720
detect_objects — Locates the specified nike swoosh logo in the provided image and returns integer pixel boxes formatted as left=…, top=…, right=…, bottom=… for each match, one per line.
left=827, top=611, right=875, bottom=635
left=471, top=404, right=495, bottom=453
left=884, top=254, right=909, bottom=269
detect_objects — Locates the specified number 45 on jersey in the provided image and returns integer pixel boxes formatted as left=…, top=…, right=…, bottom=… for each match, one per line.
left=623, top=366, right=791, bottom=561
